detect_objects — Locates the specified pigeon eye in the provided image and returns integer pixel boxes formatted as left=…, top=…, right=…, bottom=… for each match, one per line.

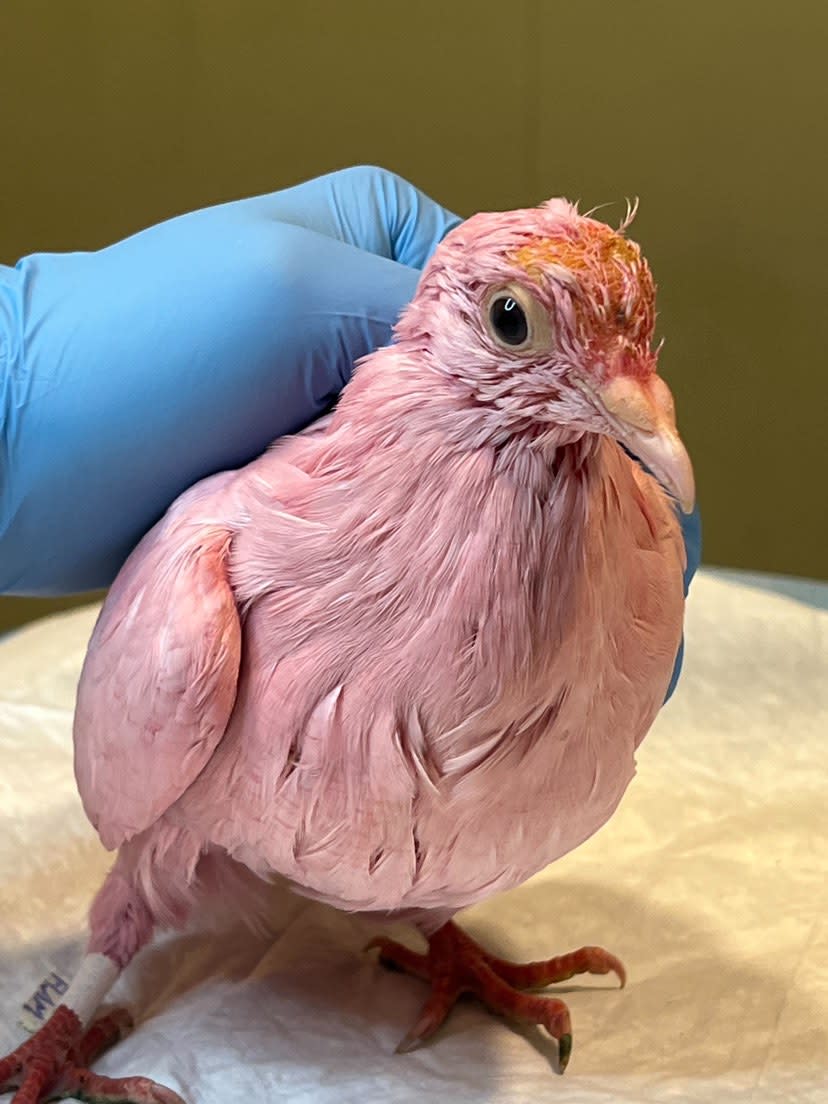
left=489, top=296, right=529, bottom=347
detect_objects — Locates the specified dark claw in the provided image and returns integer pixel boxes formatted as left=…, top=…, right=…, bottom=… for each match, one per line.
left=394, top=1032, right=424, bottom=1055
left=558, top=1032, right=572, bottom=1073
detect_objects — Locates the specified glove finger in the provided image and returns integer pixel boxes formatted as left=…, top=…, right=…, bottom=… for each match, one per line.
left=233, top=165, right=463, bottom=269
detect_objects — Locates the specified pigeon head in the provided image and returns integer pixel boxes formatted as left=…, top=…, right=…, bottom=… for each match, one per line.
left=395, top=199, right=694, bottom=513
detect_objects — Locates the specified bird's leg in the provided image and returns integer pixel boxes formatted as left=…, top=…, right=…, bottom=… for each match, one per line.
left=0, top=859, right=185, bottom=1104
left=368, top=920, right=625, bottom=1073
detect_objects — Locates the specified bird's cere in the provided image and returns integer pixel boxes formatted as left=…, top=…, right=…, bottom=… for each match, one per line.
left=578, top=372, right=696, bottom=514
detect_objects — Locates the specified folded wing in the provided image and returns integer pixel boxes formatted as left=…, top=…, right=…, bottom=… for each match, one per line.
left=74, top=499, right=241, bottom=851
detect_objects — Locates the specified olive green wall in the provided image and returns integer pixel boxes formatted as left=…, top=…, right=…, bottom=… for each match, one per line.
left=1, top=1, right=825, bottom=633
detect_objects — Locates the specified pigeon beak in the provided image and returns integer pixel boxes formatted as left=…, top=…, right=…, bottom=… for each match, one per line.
left=591, top=374, right=696, bottom=514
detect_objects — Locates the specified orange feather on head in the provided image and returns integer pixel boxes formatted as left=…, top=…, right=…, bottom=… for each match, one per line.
left=510, top=205, right=657, bottom=374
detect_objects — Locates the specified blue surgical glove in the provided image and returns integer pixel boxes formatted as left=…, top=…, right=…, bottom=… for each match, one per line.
left=0, top=166, right=462, bottom=594
left=665, top=502, right=701, bottom=701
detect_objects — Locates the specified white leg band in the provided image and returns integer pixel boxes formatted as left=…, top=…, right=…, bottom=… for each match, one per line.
left=62, top=953, right=120, bottom=1028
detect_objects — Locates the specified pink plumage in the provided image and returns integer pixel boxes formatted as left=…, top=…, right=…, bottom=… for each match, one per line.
left=1, top=198, right=694, bottom=1100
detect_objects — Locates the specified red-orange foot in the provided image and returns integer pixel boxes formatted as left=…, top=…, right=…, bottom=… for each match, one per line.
left=367, top=921, right=625, bottom=1073
left=0, top=1005, right=185, bottom=1104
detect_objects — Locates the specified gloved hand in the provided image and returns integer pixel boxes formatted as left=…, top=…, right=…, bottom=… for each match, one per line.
left=0, top=166, right=462, bottom=595
left=666, top=503, right=701, bottom=700
left=0, top=163, right=699, bottom=697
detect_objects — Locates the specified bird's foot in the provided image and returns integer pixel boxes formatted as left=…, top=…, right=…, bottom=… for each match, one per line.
left=367, top=920, right=625, bottom=1073
left=0, top=1005, right=184, bottom=1104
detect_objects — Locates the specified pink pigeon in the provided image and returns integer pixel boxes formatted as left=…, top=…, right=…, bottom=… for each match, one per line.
left=1, top=198, right=693, bottom=1103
